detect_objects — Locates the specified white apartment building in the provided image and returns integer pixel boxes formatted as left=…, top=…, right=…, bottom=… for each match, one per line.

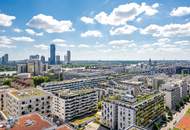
left=101, top=92, right=164, bottom=130
left=162, top=85, right=180, bottom=110
left=40, top=76, right=107, bottom=92
left=162, top=79, right=188, bottom=110
left=4, top=88, right=52, bottom=118
left=52, top=88, right=98, bottom=122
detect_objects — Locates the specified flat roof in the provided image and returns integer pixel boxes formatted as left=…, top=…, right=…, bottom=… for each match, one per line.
left=55, top=88, right=95, bottom=97
left=105, top=92, right=162, bottom=106
left=0, top=113, right=52, bottom=130
left=10, top=88, right=48, bottom=99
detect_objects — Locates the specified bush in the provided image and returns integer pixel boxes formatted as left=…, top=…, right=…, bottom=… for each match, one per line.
left=3, top=79, right=11, bottom=86
left=32, top=76, right=50, bottom=86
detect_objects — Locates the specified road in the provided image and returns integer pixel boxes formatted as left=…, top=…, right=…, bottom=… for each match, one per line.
left=161, top=102, right=190, bottom=130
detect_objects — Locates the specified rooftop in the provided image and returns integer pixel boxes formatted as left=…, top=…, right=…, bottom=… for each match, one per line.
left=0, top=113, right=52, bottom=130
left=10, top=88, right=48, bottom=99
left=105, top=92, right=162, bottom=106
left=55, top=88, right=95, bottom=97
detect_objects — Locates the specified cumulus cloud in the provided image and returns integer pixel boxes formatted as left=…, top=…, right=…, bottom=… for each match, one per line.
left=110, top=24, right=138, bottom=35
left=81, top=30, right=102, bottom=37
left=34, top=44, right=48, bottom=50
left=13, top=28, right=22, bottom=33
left=80, top=16, right=94, bottom=24
left=0, top=36, right=15, bottom=48
left=0, top=36, right=12, bottom=45
left=25, top=29, right=43, bottom=36
left=78, top=44, right=90, bottom=48
left=0, top=13, right=16, bottom=27
left=140, top=22, right=190, bottom=37
left=11, top=36, right=35, bottom=42
left=109, top=40, right=134, bottom=46
left=52, top=39, right=75, bottom=47
left=175, top=40, right=190, bottom=46
left=27, top=14, right=74, bottom=33
left=95, top=2, right=159, bottom=26
left=170, top=6, right=190, bottom=16
left=52, top=38, right=65, bottom=43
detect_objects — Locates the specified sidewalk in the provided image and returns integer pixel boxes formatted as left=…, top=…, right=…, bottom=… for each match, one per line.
left=161, top=103, right=190, bottom=130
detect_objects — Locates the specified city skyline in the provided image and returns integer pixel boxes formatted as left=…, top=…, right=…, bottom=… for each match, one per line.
left=0, top=0, right=190, bottom=60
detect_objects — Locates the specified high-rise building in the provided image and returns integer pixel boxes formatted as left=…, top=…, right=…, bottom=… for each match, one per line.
left=41, top=56, right=45, bottom=63
left=67, top=50, right=71, bottom=64
left=64, top=50, right=71, bottom=64
left=2, top=54, right=8, bottom=65
left=56, top=55, right=61, bottom=64
left=50, top=44, right=56, bottom=65
left=29, top=55, right=39, bottom=60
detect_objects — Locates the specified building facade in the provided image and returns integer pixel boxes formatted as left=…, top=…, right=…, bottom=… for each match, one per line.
left=52, top=89, right=98, bottom=122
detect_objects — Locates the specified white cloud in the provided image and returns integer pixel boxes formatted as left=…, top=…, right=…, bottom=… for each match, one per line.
left=170, top=6, right=190, bottom=16
left=136, top=17, right=142, bottom=22
left=34, top=44, right=48, bottom=50
left=27, top=14, right=74, bottom=33
left=11, top=36, right=35, bottom=42
left=157, top=38, right=170, bottom=43
left=78, top=44, right=90, bottom=48
left=52, top=39, right=75, bottom=48
left=95, top=2, right=159, bottom=26
left=25, top=29, right=43, bottom=36
left=81, top=30, right=102, bottom=37
left=140, top=22, right=190, bottom=37
left=175, top=40, right=190, bottom=46
left=80, top=16, right=94, bottom=24
left=0, top=36, right=12, bottom=45
left=52, top=38, right=65, bottom=43
left=0, top=44, right=16, bottom=48
left=0, top=13, right=16, bottom=27
left=14, top=28, right=22, bottom=33
left=109, top=40, right=134, bottom=46
left=0, top=36, right=15, bottom=48
left=110, top=24, right=138, bottom=35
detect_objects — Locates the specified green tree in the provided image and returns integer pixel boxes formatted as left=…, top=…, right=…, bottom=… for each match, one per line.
left=152, top=123, right=160, bottom=130
left=175, top=103, right=180, bottom=111
left=3, top=79, right=11, bottom=86
left=32, top=76, right=50, bottom=86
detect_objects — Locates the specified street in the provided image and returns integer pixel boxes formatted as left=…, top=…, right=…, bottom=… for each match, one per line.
left=161, top=103, right=190, bottom=130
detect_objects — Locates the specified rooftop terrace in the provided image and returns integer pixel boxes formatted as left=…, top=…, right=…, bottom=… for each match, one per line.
left=55, top=88, right=95, bottom=97
left=10, top=88, right=48, bottom=99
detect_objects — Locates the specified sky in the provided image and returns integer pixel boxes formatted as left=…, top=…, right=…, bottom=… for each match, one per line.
left=0, top=0, right=190, bottom=61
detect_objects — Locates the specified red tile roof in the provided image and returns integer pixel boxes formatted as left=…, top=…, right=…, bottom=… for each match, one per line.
left=0, top=113, right=52, bottom=130
left=56, top=125, right=73, bottom=130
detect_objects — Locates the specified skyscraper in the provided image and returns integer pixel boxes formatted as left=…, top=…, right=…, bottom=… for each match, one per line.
left=30, top=55, right=39, bottom=60
left=41, top=56, right=45, bottom=63
left=64, top=50, right=71, bottom=64
left=50, top=44, right=56, bottom=65
left=56, top=55, right=61, bottom=64
left=2, top=54, right=8, bottom=65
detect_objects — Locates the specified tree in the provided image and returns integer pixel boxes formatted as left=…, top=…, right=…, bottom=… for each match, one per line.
left=152, top=123, right=160, bottom=130
left=32, top=76, right=50, bottom=86
left=3, top=79, right=11, bottom=86
left=175, top=103, right=180, bottom=111
left=98, top=101, right=102, bottom=110
left=179, top=101, right=184, bottom=107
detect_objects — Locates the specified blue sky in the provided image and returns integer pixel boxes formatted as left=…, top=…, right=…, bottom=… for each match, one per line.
left=0, top=0, right=190, bottom=60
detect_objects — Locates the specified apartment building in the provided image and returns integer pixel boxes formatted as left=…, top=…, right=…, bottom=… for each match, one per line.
left=52, top=88, right=98, bottom=122
left=40, top=76, right=107, bottom=92
left=4, top=88, right=52, bottom=118
left=162, top=85, right=181, bottom=110
left=161, top=79, right=188, bottom=110
left=101, top=92, right=164, bottom=130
